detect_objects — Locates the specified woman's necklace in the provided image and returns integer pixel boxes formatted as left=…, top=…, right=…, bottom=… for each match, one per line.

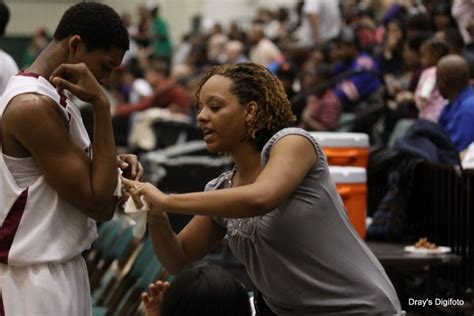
left=227, top=167, right=237, bottom=187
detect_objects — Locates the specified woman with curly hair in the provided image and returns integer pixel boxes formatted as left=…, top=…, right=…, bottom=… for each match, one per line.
left=123, top=63, right=403, bottom=316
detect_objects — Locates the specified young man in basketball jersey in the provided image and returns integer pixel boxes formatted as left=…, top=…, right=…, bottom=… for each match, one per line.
left=0, top=3, right=141, bottom=315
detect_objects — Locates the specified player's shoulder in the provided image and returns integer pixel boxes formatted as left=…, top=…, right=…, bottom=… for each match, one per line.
left=7, top=93, right=59, bottom=114
left=4, top=93, right=65, bottom=127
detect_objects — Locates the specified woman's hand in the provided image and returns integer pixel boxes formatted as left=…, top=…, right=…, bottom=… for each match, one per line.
left=50, top=63, right=108, bottom=106
left=141, top=280, right=170, bottom=316
left=121, top=177, right=166, bottom=215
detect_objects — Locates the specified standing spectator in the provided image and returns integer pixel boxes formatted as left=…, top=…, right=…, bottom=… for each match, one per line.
left=135, top=4, right=152, bottom=47
left=295, top=0, right=342, bottom=48
left=0, top=1, right=18, bottom=96
left=148, top=3, right=172, bottom=65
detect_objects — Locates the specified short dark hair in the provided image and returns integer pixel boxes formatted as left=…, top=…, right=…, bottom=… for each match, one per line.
left=0, top=1, right=10, bottom=36
left=421, top=37, right=450, bottom=62
left=161, top=262, right=252, bottom=316
left=53, top=2, right=129, bottom=52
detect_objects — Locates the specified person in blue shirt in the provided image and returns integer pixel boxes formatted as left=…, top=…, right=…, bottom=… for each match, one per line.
left=437, top=54, right=474, bottom=153
left=331, top=27, right=382, bottom=111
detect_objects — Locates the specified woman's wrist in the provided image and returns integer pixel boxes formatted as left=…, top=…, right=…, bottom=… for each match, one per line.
left=147, top=211, right=168, bottom=225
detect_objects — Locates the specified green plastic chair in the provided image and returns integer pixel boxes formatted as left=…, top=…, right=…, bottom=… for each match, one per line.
left=115, top=257, right=163, bottom=316
left=388, top=119, right=415, bottom=148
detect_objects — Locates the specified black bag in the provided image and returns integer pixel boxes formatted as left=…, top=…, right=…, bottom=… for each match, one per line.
left=367, top=119, right=461, bottom=241
left=367, top=158, right=420, bottom=241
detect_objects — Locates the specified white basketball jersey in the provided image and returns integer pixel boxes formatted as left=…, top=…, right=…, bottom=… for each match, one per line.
left=0, top=72, right=98, bottom=266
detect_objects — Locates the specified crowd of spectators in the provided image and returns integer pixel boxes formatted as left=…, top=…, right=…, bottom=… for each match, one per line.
left=97, top=0, right=473, bottom=156
left=8, top=0, right=474, bottom=155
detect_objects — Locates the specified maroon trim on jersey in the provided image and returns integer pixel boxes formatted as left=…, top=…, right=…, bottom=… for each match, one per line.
left=17, top=70, right=40, bottom=78
left=0, top=189, right=28, bottom=264
left=59, top=91, right=68, bottom=108
left=17, top=70, right=68, bottom=108
left=0, top=292, right=4, bottom=316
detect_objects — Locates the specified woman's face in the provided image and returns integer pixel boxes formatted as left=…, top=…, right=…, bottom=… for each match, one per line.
left=433, top=14, right=451, bottom=31
left=403, top=44, right=420, bottom=69
left=197, top=75, right=250, bottom=153
left=386, top=21, right=403, bottom=42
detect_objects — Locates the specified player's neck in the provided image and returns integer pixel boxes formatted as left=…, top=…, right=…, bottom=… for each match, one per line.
left=27, top=41, right=67, bottom=81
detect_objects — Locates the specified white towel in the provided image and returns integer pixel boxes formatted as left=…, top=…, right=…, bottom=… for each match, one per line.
left=124, top=196, right=150, bottom=238
left=462, top=142, right=474, bottom=169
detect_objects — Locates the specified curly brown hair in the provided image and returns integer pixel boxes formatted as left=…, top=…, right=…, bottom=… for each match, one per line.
left=195, top=63, right=296, bottom=150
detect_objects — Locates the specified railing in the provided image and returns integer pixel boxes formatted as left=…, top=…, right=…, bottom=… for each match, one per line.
left=368, top=161, right=474, bottom=314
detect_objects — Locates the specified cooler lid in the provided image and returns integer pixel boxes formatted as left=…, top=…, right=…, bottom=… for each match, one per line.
left=310, top=132, right=369, bottom=148
left=329, top=166, right=367, bottom=183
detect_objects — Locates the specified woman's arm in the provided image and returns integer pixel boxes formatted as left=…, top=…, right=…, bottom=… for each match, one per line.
left=124, top=134, right=317, bottom=218
left=147, top=214, right=225, bottom=274
left=162, top=135, right=316, bottom=217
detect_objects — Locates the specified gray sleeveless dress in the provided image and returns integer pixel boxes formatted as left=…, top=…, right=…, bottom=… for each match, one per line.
left=208, top=128, right=403, bottom=316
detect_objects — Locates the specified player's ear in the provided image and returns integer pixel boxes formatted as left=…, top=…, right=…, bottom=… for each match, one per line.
left=67, top=35, right=83, bottom=60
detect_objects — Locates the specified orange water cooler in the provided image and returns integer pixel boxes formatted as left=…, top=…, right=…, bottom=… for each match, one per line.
left=310, top=132, right=369, bottom=168
left=329, top=166, right=367, bottom=239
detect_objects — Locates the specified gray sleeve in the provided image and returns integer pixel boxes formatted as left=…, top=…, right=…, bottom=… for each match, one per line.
left=260, top=127, right=322, bottom=166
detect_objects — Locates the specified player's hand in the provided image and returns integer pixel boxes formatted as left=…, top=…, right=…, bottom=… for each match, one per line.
left=117, top=154, right=144, bottom=181
left=50, top=63, right=108, bottom=106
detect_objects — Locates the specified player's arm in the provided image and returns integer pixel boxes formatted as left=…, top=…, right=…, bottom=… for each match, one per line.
left=4, top=93, right=117, bottom=221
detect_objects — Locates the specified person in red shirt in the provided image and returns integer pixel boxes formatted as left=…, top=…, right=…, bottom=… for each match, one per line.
left=113, top=60, right=192, bottom=117
left=300, top=63, right=342, bottom=131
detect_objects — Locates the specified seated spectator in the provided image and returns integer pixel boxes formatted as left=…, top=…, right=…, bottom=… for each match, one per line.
left=142, top=262, right=252, bottom=316
left=223, top=40, right=248, bottom=64
left=414, top=37, right=449, bottom=122
left=249, top=22, right=283, bottom=67
left=378, top=19, right=406, bottom=79
left=207, top=23, right=228, bottom=64
left=437, top=55, right=474, bottom=153
left=113, top=60, right=192, bottom=118
left=300, top=63, right=342, bottom=131
left=331, top=27, right=382, bottom=111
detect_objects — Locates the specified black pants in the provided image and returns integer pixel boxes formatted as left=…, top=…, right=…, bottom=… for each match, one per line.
left=254, top=290, right=277, bottom=316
